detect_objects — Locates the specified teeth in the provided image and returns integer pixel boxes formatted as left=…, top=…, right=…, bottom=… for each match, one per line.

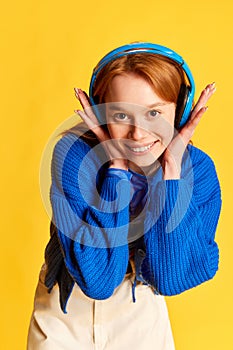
left=130, top=142, right=155, bottom=153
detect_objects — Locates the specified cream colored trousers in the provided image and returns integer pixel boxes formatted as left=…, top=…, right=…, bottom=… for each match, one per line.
left=27, top=263, right=175, bottom=350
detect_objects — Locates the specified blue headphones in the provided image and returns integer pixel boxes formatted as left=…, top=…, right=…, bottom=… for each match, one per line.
left=89, top=42, right=195, bottom=128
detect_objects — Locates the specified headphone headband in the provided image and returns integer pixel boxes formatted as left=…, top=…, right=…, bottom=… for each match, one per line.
left=89, top=42, right=195, bottom=128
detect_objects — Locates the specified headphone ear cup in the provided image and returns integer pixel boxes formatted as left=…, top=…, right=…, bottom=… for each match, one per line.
left=175, top=84, right=190, bottom=129
left=92, top=95, right=100, bottom=105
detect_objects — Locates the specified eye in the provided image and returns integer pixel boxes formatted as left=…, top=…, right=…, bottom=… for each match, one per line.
left=113, top=113, right=129, bottom=121
left=148, top=110, right=159, bottom=118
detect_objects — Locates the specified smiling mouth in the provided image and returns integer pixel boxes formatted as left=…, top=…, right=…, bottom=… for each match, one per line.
left=125, top=141, right=158, bottom=154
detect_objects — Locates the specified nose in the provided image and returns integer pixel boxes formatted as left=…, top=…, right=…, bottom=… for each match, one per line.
left=127, top=123, right=148, bottom=141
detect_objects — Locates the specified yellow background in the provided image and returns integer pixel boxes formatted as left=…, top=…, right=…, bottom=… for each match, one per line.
left=1, top=0, right=232, bottom=349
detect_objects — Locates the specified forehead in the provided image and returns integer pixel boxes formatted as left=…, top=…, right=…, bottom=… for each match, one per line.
left=104, top=73, right=165, bottom=105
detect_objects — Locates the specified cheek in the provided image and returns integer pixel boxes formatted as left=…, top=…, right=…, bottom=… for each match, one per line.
left=107, top=124, right=117, bottom=139
left=149, top=118, right=174, bottom=141
left=107, top=124, right=128, bottom=139
left=159, top=110, right=175, bottom=138
left=160, top=126, right=174, bottom=147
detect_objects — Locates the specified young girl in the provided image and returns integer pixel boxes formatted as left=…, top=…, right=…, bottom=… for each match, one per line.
left=27, top=42, right=222, bottom=350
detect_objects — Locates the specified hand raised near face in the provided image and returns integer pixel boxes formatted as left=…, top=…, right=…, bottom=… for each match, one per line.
left=74, top=88, right=128, bottom=170
left=161, top=82, right=216, bottom=180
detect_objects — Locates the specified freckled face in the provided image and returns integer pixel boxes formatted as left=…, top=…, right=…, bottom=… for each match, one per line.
left=104, top=73, right=176, bottom=172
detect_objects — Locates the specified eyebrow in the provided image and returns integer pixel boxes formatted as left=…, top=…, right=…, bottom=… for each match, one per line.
left=146, top=102, right=169, bottom=108
left=106, top=102, right=168, bottom=111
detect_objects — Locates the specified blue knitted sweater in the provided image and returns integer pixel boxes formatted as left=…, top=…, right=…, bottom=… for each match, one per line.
left=44, top=132, right=221, bottom=313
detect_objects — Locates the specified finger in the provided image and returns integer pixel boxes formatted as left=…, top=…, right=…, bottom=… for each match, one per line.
left=74, top=88, right=97, bottom=120
left=75, top=109, right=95, bottom=128
left=74, top=88, right=100, bottom=125
left=75, top=109, right=107, bottom=140
left=180, top=106, right=207, bottom=142
left=191, top=82, right=216, bottom=118
left=196, top=82, right=216, bottom=107
left=74, top=88, right=91, bottom=111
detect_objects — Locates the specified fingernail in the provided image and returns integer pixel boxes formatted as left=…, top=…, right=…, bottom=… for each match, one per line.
left=206, top=87, right=210, bottom=94
left=74, top=88, right=79, bottom=96
left=74, top=109, right=80, bottom=114
left=210, top=82, right=217, bottom=92
left=74, top=87, right=80, bottom=95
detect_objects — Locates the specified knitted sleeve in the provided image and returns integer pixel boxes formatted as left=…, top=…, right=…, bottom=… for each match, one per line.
left=50, top=133, right=131, bottom=300
left=142, top=145, right=222, bottom=295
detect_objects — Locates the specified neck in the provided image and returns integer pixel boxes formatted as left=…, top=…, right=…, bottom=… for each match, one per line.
left=128, top=159, right=161, bottom=177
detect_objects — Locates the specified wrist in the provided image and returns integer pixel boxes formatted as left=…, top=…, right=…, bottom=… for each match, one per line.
left=162, top=160, right=181, bottom=180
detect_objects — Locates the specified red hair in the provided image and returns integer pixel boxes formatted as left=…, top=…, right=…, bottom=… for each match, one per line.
left=92, top=53, right=187, bottom=105
left=61, top=52, right=191, bottom=143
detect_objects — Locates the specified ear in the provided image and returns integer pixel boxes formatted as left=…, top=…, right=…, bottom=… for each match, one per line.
left=175, top=84, right=190, bottom=129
